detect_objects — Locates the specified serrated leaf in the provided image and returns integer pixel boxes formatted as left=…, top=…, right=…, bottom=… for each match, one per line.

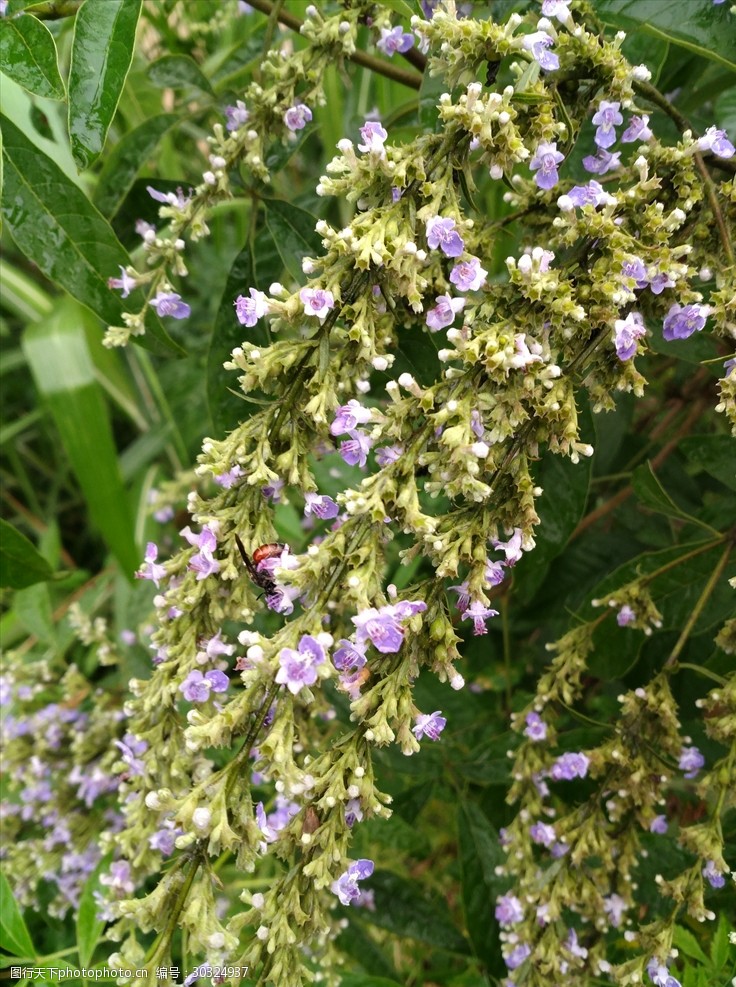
left=710, top=911, right=730, bottom=969
left=263, top=197, right=322, bottom=282
left=0, top=519, right=53, bottom=589
left=672, top=925, right=709, bottom=966
left=22, top=298, right=139, bottom=576
left=0, top=116, right=182, bottom=356
left=93, top=113, right=177, bottom=217
left=597, top=0, right=736, bottom=71
left=0, top=13, right=65, bottom=100
left=147, top=53, right=214, bottom=94
left=68, top=0, right=142, bottom=170
left=0, top=871, right=35, bottom=958
left=76, top=853, right=112, bottom=966
left=457, top=801, right=506, bottom=974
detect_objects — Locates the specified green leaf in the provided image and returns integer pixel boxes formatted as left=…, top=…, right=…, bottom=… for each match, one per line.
left=672, top=925, right=709, bottom=966
left=0, top=871, right=35, bottom=958
left=0, top=13, right=64, bottom=101
left=13, top=583, right=55, bottom=642
left=597, top=0, right=736, bottom=71
left=680, top=435, right=736, bottom=493
left=632, top=462, right=698, bottom=523
left=710, top=911, right=730, bottom=969
left=263, top=197, right=323, bottom=283
left=0, top=115, right=182, bottom=356
left=147, top=53, right=214, bottom=94
left=0, top=519, right=53, bottom=589
left=206, top=224, right=283, bottom=434
left=359, top=870, right=470, bottom=954
left=457, top=801, right=506, bottom=975
left=22, top=298, right=139, bottom=576
left=93, top=113, right=178, bottom=217
left=76, top=853, right=112, bottom=966
left=68, top=0, right=142, bottom=170
left=335, top=923, right=398, bottom=981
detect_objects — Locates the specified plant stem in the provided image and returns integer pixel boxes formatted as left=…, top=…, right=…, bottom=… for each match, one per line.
left=665, top=540, right=733, bottom=668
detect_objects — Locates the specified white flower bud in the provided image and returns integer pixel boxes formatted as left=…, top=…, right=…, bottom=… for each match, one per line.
left=256, top=925, right=269, bottom=940
left=145, top=792, right=162, bottom=810
left=192, top=807, right=211, bottom=832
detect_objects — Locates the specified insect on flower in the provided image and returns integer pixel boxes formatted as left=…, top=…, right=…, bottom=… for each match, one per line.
left=234, top=534, right=284, bottom=596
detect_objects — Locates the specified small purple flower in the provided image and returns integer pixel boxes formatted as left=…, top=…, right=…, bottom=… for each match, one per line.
left=647, top=959, right=682, bottom=987
left=147, top=185, right=189, bottom=208
left=521, top=31, right=559, bottom=72
left=592, top=100, right=623, bottom=149
left=339, top=429, right=373, bottom=467
left=358, top=121, right=388, bottom=154
left=582, top=148, right=621, bottom=174
left=114, top=733, right=148, bottom=776
left=524, top=712, right=547, bottom=742
left=262, top=477, right=285, bottom=502
left=550, top=751, right=590, bottom=780
left=621, top=114, right=652, bottom=143
left=426, top=294, right=465, bottom=332
left=331, top=858, right=374, bottom=906
left=648, top=271, right=675, bottom=295
left=702, top=860, right=726, bottom=889
left=697, top=126, right=735, bottom=158
left=304, top=493, right=339, bottom=520
left=235, top=288, right=269, bottom=326
left=330, top=399, right=372, bottom=436
left=650, top=814, right=668, bottom=834
left=542, top=0, right=571, bottom=17
left=495, top=893, right=524, bottom=925
left=151, top=291, right=190, bottom=319
left=449, top=257, right=487, bottom=292
left=679, top=745, right=705, bottom=779
left=214, top=464, right=244, bottom=488
left=375, top=444, right=403, bottom=466
left=344, top=797, right=363, bottom=827
left=425, top=217, right=465, bottom=257
left=530, top=141, right=565, bottom=190
left=613, top=313, right=646, bottom=361
left=275, top=635, right=325, bottom=695
left=563, top=180, right=607, bottom=207
left=225, top=100, right=249, bottom=132
left=180, top=670, right=211, bottom=703
left=566, top=928, right=588, bottom=960
left=621, top=257, right=648, bottom=283
left=376, top=26, right=414, bottom=56
left=530, top=821, right=556, bottom=846
left=284, top=102, right=312, bottom=132
left=663, top=303, right=709, bottom=341
left=617, top=604, right=637, bottom=626
left=149, top=826, right=177, bottom=856
left=449, top=580, right=471, bottom=612
left=461, top=600, right=499, bottom=635
left=412, top=710, right=447, bottom=741
left=136, top=542, right=167, bottom=587
left=300, top=287, right=335, bottom=320
left=485, top=560, right=506, bottom=586
left=333, top=639, right=368, bottom=672
left=492, top=528, right=523, bottom=565
left=107, top=266, right=137, bottom=298
left=505, top=943, right=532, bottom=970
left=352, top=600, right=426, bottom=654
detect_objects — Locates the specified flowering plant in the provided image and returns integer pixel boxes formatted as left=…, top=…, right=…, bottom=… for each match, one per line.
left=1, top=1, right=734, bottom=986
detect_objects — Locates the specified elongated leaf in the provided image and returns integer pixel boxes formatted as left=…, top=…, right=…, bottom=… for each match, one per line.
left=1, top=116, right=182, bottom=355
left=13, top=583, right=55, bottom=642
left=0, top=871, right=35, bottom=958
left=0, top=518, right=53, bottom=589
left=458, top=801, right=505, bottom=975
left=0, top=13, right=65, bottom=100
left=94, top=113, right=177, bottom=217
left=672, top=926, right=709, bottom=966
left=680, top=435, right=736, bottom=493
left=632, top=462, right=694, bottom=522
left=206, top=224, right=283, bottom=433
left=22, top=299, right=139, bottom=576
left=76, top=853, right=112, bottom=966
left=68, top=0, right=142, bottom=170
left=597, top=0, right=736, bottom=71
left=147, top=53, right=214, bottom=94
left=263, top=197, right=323, bottom=282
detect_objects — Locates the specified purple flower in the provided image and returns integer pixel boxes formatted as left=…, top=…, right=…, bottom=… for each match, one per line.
left=344, top=797, right=363, bottom=827
left=425, top=217, right=465, bottom=257
left=107, top=266, right=137, bottom=298
left=376, top=26, right=414, bottom=56
left=566, top=928, right=588, bottom=960
left=99, top=860, right=135, bottom=895
left=284, top=102, right=312, bottom=132
left=662, top=303, right=709, bottom=341
left=339, top=429, right=373, bottom=467
left=702, top=860, right=726, bottom=889
left=485, top=560, right=506, bottom=586
left=649, top=814, right=668, bottom=834
left=563, top=180, right=607, bottom=207
left=114, top=733, right=148, bottom=776
left=358, top=121, right=388, bottom=154
left=225, top=100, right=249, bottom=131
left=412, top=710, right=447, bottom=741
left=492, top=528, right=523, bottom=565
left=304, top=493, right=339, bottom=520
left=550, top=751, right=590, bottom=780
left=592, top=100, right=623, bottom=149
left=151, top=291, right=190, bottom=319
left=300, top=287, right=335, bottom=320
left=613, top=313, right=646, bottom=361
left=214, top=465, right=244, bottom=488
left=262, top=477, right=285, bottom=502
left=603, top=893, right=627, bottom=927
left=330, top=399, right=372, bottom=436
left=648, top=271, right=675, bottom=295
left=147, top=185, right=189, bottom=208
left=621, top=114, right=652, bottom=143
left=524, top=712, right=547, bottom=742
left=352, top=600, right=426, bottom=654
left=530, top=821, right=556, bottom=846
left=182, top=523, right=220, bottom=580
left=275, top=635, right=325, bottom=695
left=582, top=148, right=621, bottom=174
left=449, top=580, right=471, bottom=612
left=235, top=288, right=269, bottom=326
left=521, top=31, right=559, bottom=72
left=426, top=294, right=465, bottom=331
left=621, top=257, right=648, bottom=283
left=149, top=826, right=178, bottom=856
left=375, top=444, right=403, bottom=466
left=505, top=943, right=531, bottom=970
left=331, top=858, right=374, bottom=906
left=617, top=604, right=637, bottom=626
left=495, top=893, right=524, bottom=925
left=333, top=639, right=369, bottom=672
left=179, top=669, right=229, bottom=703
left=679, top=745, right=705, bottom=779
left=697, top=126, right=735, bottom=158
left=449, top=257, right=487, bottom=292
left=461, top=600, right=499, bottom=635
left=136, top=542, right=167, bottom=587
left=647, top=959, right=682, bottom=987
left=530, top=142, right=565, bottom=190
left=542, top=0, right=571, bottom=18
